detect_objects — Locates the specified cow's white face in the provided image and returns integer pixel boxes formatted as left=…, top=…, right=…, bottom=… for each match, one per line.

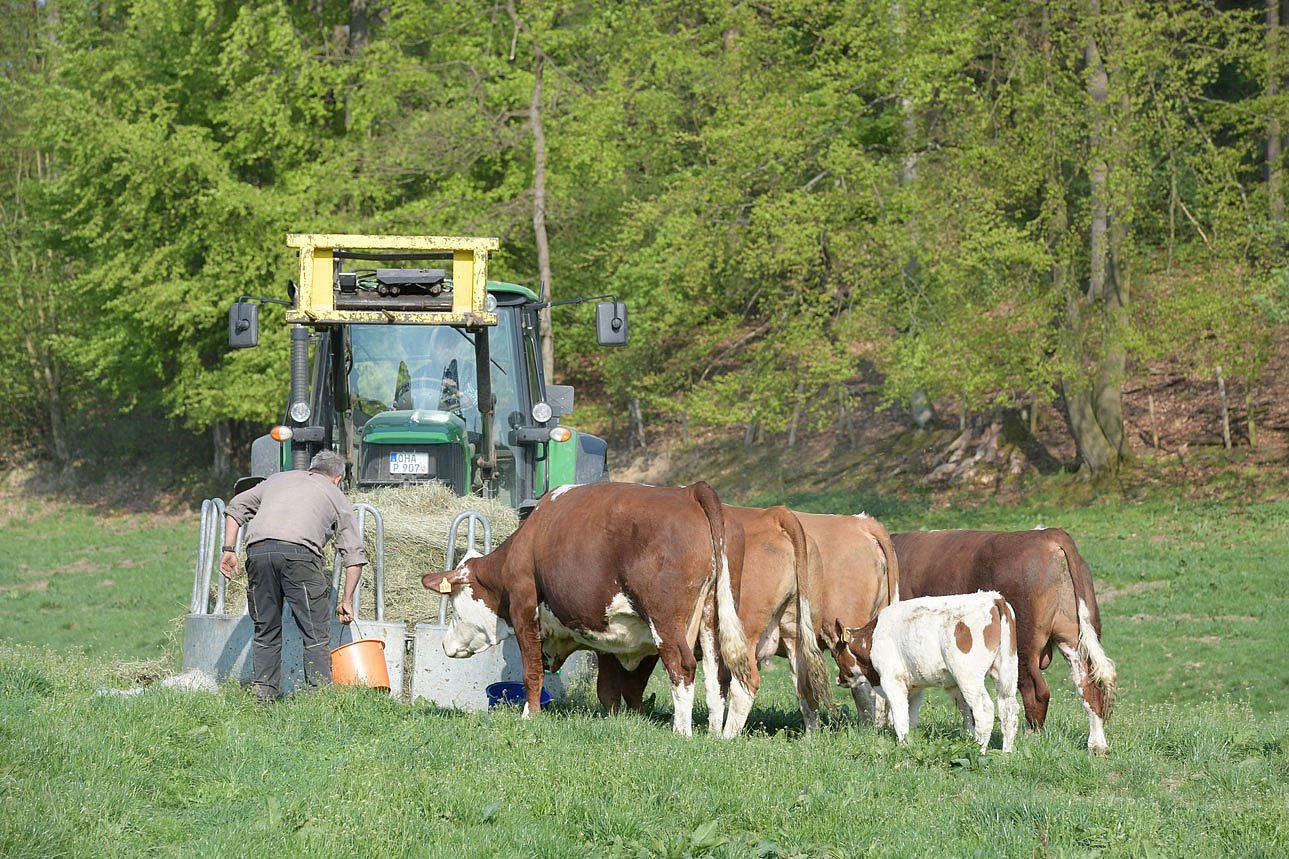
left=441, top=567, right=515, bottom=657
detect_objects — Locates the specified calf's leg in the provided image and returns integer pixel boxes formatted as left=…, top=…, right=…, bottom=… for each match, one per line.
left=881, top=683, right=911, bottom=745
left=947, top=685, right=974, bottom=736
left=596, top=654, right=656, bottom=715
left=907, top=688, right=927, bottom=732
left=960, top=682, right=995, bottom=753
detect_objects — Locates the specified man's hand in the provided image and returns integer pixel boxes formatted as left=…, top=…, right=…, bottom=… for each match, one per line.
left=218, top=550, right=239, bottom=580
left=337, top=598, right=354, bottom=625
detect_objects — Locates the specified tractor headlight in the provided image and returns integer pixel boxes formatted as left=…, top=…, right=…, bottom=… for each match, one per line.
left=289, top=401, right=311, bottom=423
left=532, top=402, right=552, bottom=423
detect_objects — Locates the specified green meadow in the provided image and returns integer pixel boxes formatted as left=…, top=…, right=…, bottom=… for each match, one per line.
left=1, top=492, right=1286, bottom=857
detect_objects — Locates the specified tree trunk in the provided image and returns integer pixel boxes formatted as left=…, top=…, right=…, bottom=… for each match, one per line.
left=1148, top=393, right=1160, bottom=448
left=506, top=1, right=555, bottom=381
left=837, top=391, right=856, bottom=449
left=344, top=0, right=372, bottom=131
left=787, top=381, right=804, bottom=447
left=1062, top=5, right=1131, bottom=475
left=213, top=420, right=233, bottom=480
left=349, top=0, right=371, bottom=54
left=1269, top=0, right=1286, bottom=239
left=530, top=58, right=555, bottom=381
left=1246, top=382, right=1258, bottom=449
left=628, top=397, right=645, bottom=450
left=1216, top=366, right=1231, bottom=450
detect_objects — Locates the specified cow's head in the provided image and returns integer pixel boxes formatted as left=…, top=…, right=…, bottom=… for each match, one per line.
left=421, top=556, right=514, bottom=657
left=831, top=618, right=879, bottom=688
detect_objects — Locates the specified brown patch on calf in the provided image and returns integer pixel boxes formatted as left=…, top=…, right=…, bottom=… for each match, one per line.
left=954, top=620, right=973, bottom=654
left=983, top=608, right=1001, bottom=652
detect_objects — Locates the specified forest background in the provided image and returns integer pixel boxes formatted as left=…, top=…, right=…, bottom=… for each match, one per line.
left=2, top=0, right=1288, bottom=504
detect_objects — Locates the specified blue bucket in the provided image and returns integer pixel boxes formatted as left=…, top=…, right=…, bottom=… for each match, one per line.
left=485, top=681, right=552, bottom=709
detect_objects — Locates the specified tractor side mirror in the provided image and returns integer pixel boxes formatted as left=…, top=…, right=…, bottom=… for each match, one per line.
left=545, top=384, right=575, bottom=418
left=595, top=301, right=628, bottom=347
left=229, top=301, right=259, bottom=349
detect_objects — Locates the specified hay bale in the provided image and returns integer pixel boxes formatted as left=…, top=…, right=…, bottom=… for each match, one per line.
left=348, top=484, right=520, bottom=624
left=212, top=484, right=521, bottom=626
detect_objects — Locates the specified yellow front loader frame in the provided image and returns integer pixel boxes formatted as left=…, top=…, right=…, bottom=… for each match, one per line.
left=284, top=234, right=500, bottom=327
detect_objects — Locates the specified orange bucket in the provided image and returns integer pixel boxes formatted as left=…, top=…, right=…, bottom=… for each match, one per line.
left=330, top=639, right=391, bottom=691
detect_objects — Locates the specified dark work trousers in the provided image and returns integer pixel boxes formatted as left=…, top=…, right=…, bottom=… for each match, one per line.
left=245, top=539, right=333, bottom=700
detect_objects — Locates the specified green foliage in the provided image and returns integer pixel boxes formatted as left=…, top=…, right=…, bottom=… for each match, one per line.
left=1131, top=255, right=1280, bottom=382
left=0, top=0, right=1286, bottom=469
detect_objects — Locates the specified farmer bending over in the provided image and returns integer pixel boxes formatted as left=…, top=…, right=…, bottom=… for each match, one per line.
left=219, top=450, right=367, bottom=703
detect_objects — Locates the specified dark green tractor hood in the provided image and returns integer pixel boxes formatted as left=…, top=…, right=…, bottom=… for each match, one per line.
left=362, top=409, right=469, bottom=445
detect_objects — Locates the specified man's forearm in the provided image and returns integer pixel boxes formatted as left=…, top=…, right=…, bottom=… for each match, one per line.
left=222, top=516, right=240, bottom=549
left=341, top=565, right=364, bottom=603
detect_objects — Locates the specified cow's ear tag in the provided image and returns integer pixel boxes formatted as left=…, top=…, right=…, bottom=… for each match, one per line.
left=841, top=628, right=851, bottom=644
left=438, top=577, right=453, bottom=594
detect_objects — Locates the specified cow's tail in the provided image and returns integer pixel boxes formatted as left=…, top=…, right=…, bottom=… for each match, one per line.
left=691, top=482, right=754, bottom=693
left=773, top=506, right=832, bottom=718
left=1053, top=530, right=1117, bottom=721
left=865, top=515, right=900, bottom=606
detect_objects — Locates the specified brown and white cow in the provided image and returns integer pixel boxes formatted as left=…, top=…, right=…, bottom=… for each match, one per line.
left=606, top=504, right=834, bottom=732
left=721, top=506, right=834, bottom=731
left=835, top=591, right=1021, bottom=753
left=794, top=512, right=900, bottom=723
left=421, top=481, right=759, bottom=737
left=597, top=507, right=886, bottom=731
left=892, top=528, right=1117, bottom=753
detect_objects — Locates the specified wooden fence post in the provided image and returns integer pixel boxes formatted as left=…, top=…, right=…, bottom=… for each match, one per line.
left=1216, top=366, right=1231, bottom=450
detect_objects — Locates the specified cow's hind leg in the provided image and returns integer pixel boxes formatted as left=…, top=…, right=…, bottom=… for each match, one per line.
left=782, top=638, right=820, bottom=733
left=698, top=587, right=725, bottom=735
left=1058, top=642, right=1110, bottom=755
left=1018, top=650, right=1051, bottom=731
left=657, top=640, right=700, bottom=737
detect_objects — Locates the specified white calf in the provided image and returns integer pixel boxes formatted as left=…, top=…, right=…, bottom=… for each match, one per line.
left=835, top=590, right=1020, bottom=753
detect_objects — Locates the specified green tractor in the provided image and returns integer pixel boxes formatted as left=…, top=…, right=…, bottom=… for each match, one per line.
left=227, top=234, right=627, bottom=509
left=184, top=234, right=627, bottom=706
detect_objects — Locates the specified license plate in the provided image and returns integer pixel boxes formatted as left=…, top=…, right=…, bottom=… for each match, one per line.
left=388, top=451, right=430, bottom=475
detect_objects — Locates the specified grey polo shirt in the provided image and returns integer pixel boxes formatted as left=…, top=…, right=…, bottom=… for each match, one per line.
left=225, top=470, right=368, bottom=568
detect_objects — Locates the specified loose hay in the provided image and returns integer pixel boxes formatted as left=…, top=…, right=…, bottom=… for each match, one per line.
left=214, top=483, right=521, bottom=626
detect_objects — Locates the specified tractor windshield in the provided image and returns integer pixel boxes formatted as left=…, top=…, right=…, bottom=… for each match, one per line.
left=343, top=306, right=532, bottom=505
left=348, top=318, right=519, bottom=438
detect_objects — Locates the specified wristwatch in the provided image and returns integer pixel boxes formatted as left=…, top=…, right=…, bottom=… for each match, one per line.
left=221, top=545, right=236, bottom=553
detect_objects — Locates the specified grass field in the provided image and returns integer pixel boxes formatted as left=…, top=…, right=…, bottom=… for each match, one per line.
left=1, top=489, right=1286, bottom=857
